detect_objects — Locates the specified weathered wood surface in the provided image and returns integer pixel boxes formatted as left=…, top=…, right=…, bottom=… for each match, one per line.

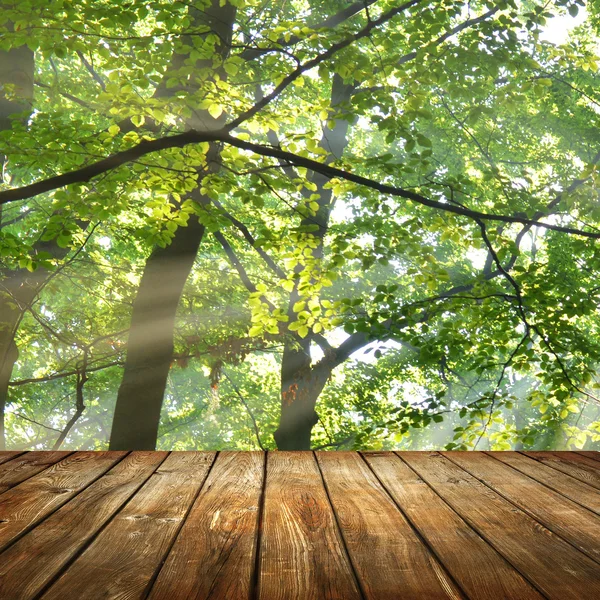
left=445, top=451, right=600, bottom=563
left=402, top=451, right=600, bottom=600
left=148, top=451, right=264, bottom=600
left=0, top=451, right=167, bottom=600
left=0, top=451, right=71, bottom=494
left=487, top=451, right=600, bottom=515
left=0, top=451, right=598, bottom=599
left=525, top=451, right=600, bottom=489
left=41, top=452, right=215, bottom=600
left=318, top=451, right=463, bottom=599
left=259, top=452, right=361, bottom=600
left=363, top=451, right=543, bottom=600
left=0, top=451, right=125, bottom=553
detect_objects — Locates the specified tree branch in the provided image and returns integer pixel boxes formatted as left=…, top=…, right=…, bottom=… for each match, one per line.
left=51, top=348, right=88, bottom=450
left=76, top=50, right=107, bottom=92
left=222, top=370, right=266, bottom=450
left=2, top=130, right=599, bottom=240
left=212, top=197, right=286, bottom=278
left=239, top=0, right=380, bottom=62
left=225, top=0, right=422, bottom=131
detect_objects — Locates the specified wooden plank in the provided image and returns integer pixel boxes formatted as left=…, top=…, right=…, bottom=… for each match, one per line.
left=317, top=451, right=463, bottom=599
left=524, top=451, right=600, bottom=490
left=41, top=451, right=216, bottom=600
left=576, top=450, right=600, bottom=462
left=0, top=451, right=71, bottom=494
left=487, top=451, right=600, bottom=516
left=0, top=451, right=126, bottom=553
left=401, top=452, right=600, bottom=600
left=0, top=451, right=168, bottom=600
left=257, top=451, right=361, bottom=600
left=363, top=451, right=543, bottom=600
left=0, top=451, right=25, bottom=466
left=445, top=451, right=600, bottom=564
left=148, top=451, right=264, bottom=600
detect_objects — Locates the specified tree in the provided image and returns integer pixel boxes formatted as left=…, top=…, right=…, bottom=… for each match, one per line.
left=1, top=0, right=600, bottom=452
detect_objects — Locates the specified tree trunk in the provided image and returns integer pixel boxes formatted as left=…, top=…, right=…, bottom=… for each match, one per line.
left=109, top=0, right=237, bottom=450
left=109, top=214, right=205, bottom=450
left=0, top=246, right=82, bottom=449
left=275, top=358, right=331, bottom=450
left=0, top=29, right=34, bottom=447
left=275, top=76, right=354, bottom=450
left=0, top=317, right=19, bottom=450
left=0, top=31, right=34, bottom=147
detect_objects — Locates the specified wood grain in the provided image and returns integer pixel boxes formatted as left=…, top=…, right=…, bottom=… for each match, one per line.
left=402, top=451, right=600, bottom=600
left=2, top=450, right=599, bottom=598
left=0, top=451, right=167, bottom=600
left=317, top=451, right=463, bottom=600
left=524, top=451, right=600, bottom=490
left=363, top=451, right=543, bottom=600
left=258, top=451, right=361, bottom=600
left=445, top=451, right=600, bottom=564
left=577, top=451, right=600, bottom=462
left=148, top=451, right=264, bottom=600
left=487, top=451, right=600, bottom=515
left=0, top=451, right=25, bottom=466
left=41, top=451, right=215, bottom=600
left=0, top=451, right=126, bottom=553
left=0, top=451, right=71, bottom=494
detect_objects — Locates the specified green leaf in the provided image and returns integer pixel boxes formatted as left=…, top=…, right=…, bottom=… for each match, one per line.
left=131, top=115, right=145, bottom=127
left=208, top=103, right=223, bottom=119
left=249, top=325, right=263, bottom=337
left=416, top=134, right=432, bottom=148
left=223, top=61, right=238, bottom=76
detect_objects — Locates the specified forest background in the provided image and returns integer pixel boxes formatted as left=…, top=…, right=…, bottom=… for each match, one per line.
left=1, top=0, right=599, bottom=452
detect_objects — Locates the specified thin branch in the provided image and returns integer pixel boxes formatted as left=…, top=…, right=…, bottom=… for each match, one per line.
left=395, top=6, right=500, bottom=68
left=226, top=0, right=422, bottom=131
left=239, top=0, right=379, bottom=61
left=213, top=231, right=258, bottom=292
left=76, top=50, right=107, bottom=91
left=222, top=370, right=266, bottom=450
left=12, top=413, right=62, bottom=433
left=51, top=349, right=88, bottom=450
left=213, top=230, right=277, bottom=312
left=474, top=333, right=529, bottom=449
left=213, top=198, right=286, bottom=278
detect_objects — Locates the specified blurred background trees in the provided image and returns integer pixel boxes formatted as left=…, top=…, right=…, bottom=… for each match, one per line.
left=1, top=0, right=599, bottom=451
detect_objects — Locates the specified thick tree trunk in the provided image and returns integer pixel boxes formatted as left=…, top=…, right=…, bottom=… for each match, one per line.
left=275, top=76, right=354, bottom=450
left=274, top=397, right=319, bottom=450
left=0, top=319, right=19, bottom=450
left=109, top=214, right=206, bottom=450
left=109, top=0, right=236, bottom=450
left=0, top=22, right=34, bottom=180
left=0, top=31, right=34, bottom=447
left=275, top=359, right=331, bottom=450
left=0, top=271, right=48, bottom=448
left=0, top=255, right=75, bottom=449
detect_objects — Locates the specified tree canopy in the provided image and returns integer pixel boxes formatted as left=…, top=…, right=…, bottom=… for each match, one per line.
left=1, top=0, right=599, bottom=452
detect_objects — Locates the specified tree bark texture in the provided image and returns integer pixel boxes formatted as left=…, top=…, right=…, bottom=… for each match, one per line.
left=109, top=0, right=237, bottom=450
left=274, top=76, right=354, bottom=450
left=108, top=214, right=206, bottom=450
left=0, top=32, right=34, bottom=448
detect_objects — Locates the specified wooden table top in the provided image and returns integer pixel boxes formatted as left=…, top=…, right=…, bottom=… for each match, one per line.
left=0, top=450, right=598, bottom=599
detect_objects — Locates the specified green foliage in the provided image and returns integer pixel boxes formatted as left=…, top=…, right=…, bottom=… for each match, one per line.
left=1, top=0, right=600, bottom=451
